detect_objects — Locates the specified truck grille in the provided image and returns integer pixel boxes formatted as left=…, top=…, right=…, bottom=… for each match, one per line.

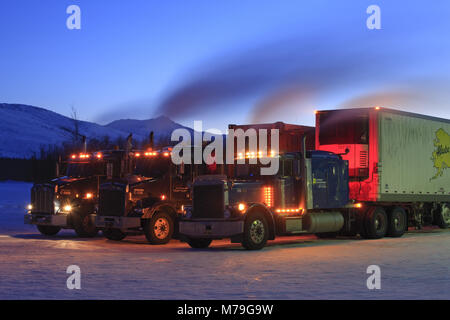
left=98, top=184, right=126, bottom=217
left=193, top=184, right=224, bottom=219
left=31, top=185, right=54, bottom=214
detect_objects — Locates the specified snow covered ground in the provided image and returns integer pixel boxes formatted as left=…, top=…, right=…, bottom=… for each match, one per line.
left=0, top=181, right=448, bottom=300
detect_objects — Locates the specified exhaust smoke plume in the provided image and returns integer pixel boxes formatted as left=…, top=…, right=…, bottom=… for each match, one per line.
left=154, top=28, right=449, bottom=123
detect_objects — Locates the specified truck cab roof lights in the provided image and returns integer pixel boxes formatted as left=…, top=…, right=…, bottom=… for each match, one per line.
left=275, top=208, right=303, bottom=214
left=236, top=151, right=277, bottom=160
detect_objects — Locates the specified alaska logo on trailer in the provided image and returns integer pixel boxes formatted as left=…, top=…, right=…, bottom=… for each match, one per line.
left=431, top=128, right=450, bottom=180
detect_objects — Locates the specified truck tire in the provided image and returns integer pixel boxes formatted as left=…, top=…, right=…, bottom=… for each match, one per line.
left=315, top=232, right=338, bottom=239
left=103, top=228, right=126, bottom=241
left=37, top=225, right=61, bottom=236
left=187, top=238, right=212, bottom=249
left=242, top=212, right=268, bottom=250
left=73, top=213, right=98, bottom=238
left=434, top=204, right=450, bottom=229
left=363, top=207, right=388, bottom=239
left=144, top=211, right=174, bottom=245
left=386, top=207, right=406, bottom=237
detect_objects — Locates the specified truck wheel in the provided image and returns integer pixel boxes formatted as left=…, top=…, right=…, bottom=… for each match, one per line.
left=242, top=212, right=268, bottom=250
left=144, top=211, right=174, bottom=245
left=73, top=213, right=98, bottom=238
left=187, top=238, right=212, bottom=249
left=103, top=228, right=126, bottom=241
left=315, top=232, right=338, bottom=239
left=386, top=207, right=406, bottom=237
left=435, top=204, right=450, bottom=229
left=37, top=225, right=61, bottom=236
left=364, top=207, right=388, bottom=239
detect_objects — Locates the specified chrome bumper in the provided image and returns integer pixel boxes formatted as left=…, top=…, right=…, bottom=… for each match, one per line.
left=24, top=213, right=68, bottom=226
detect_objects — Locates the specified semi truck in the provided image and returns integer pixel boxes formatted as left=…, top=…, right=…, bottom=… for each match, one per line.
left=24, top=150, right=123, bottom=237
left=178, top=108, right=450, bottom=250
left=95, top=147, right=213, bottom=243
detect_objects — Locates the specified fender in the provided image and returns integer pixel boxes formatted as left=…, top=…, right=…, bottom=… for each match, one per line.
left=243, top=203, right=276, bottom=240
left=141, top=201, right=178, bottom=220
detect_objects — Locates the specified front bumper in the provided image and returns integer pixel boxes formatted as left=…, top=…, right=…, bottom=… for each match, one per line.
left=24, top=213, right=68, bottom=226
left=179, top=219, right=244, bottom=238
left=95, top=215, right=141, bottom=230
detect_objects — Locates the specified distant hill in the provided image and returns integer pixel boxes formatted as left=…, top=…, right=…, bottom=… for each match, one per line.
left=0, top=103, right=188, bottom=159
left=105, top=116, right=193, bottom=143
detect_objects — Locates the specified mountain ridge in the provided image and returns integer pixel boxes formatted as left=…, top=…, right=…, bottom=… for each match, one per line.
left=0, top=103, right=188, bottom=159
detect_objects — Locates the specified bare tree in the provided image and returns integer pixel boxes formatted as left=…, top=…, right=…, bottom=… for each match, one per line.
left=70, top=105, right=80, bottom=143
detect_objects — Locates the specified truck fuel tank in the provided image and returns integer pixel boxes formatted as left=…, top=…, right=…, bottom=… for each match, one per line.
left=303, top=211, right=344, bottom=233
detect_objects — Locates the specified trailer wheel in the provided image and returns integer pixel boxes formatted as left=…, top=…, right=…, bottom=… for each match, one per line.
left=364, top=207, right=388, bottom=239
left=37, top=225, right=61, bottom=236
left=435, top=204, right=450, bottom=229
left=242, top=212, right=268, bottom=250
left=315, top=232, right=338, bottom=239
left=187, top=238, right=212, bottom=249
left=386, top=207, right=406, bottom=237
left=103, top=228, right=126, bottom=241
left=73, top=213, right=98, bottom=238
left=144, top=211, right=174, bottom=245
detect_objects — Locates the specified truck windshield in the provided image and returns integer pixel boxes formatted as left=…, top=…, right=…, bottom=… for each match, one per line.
left=319, top=111, right=369, bottom=145
left=134, top=158, right=170, bottom=178
left=66, top=162, right=105, bottom=177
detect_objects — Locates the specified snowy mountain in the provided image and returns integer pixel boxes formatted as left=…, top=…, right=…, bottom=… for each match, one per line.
left=0, top=103, right=187, bottom=159
left=105, top=116, right=193, bottom=142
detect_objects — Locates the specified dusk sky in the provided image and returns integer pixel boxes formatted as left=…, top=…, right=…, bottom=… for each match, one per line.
left=1, top=0, right=449, bottom=130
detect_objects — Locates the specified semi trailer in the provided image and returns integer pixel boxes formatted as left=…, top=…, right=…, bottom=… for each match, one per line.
left=316, top=107, right=450, bottom=229
left=178, top=108, right=450, bottom=250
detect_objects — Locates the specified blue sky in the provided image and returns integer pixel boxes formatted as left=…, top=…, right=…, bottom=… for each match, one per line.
left=0, top=0, right=449, bottom=130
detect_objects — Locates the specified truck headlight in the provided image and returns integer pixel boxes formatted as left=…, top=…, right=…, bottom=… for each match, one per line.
left=27, top=204, right=33, bottom=211
left=237, top=203, right=246, bottom=212
left=63, top=205, right=72, bottom=212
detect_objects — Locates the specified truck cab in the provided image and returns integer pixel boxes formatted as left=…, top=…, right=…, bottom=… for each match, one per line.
left=25, top=152, right=108, bottom=237
left=179, top=150, right=352, bottom=250
left=95, top=149, right=202, bottom=244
